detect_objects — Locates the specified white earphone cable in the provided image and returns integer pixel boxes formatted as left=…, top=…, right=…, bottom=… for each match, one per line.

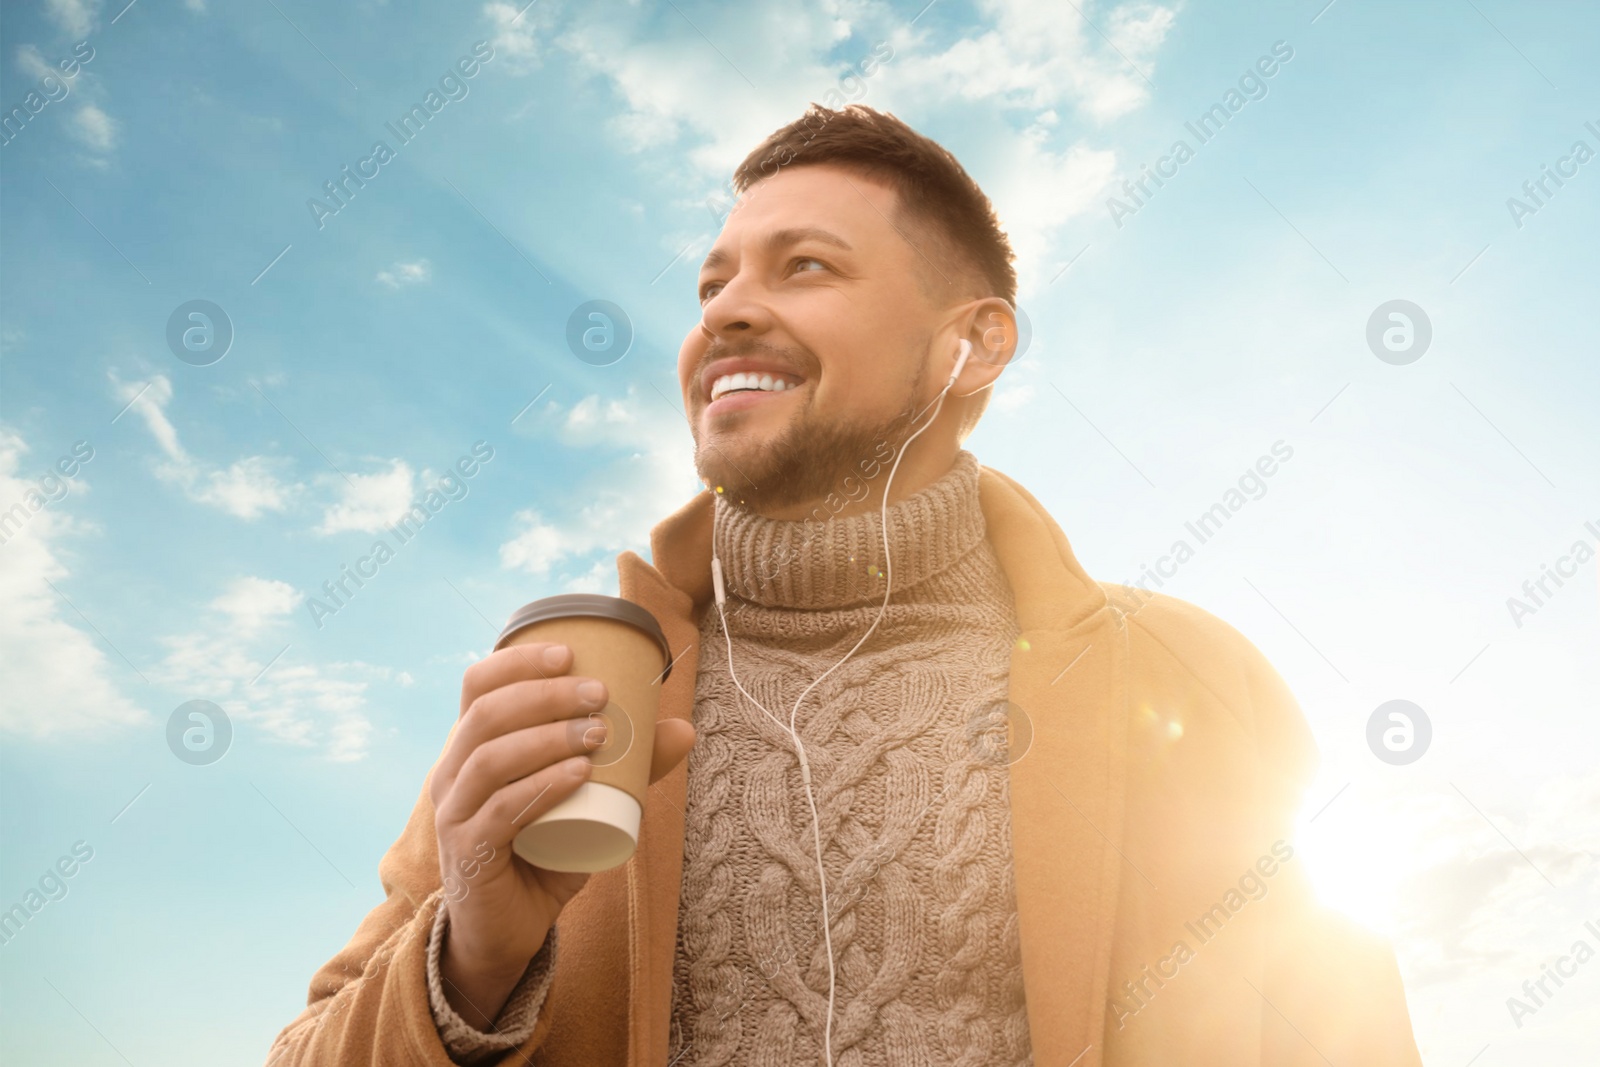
left=710, top=339, right=972, bottom=1066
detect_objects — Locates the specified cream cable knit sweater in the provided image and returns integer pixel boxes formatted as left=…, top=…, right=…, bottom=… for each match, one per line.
left=426, top=451, right=1031, bottom=1066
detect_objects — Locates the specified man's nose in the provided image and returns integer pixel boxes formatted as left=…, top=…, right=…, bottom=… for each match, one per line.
left=699, top=276, right=770, bottom=338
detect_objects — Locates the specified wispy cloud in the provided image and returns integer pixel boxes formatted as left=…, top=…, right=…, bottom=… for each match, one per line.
left=45, top=0, right=100, bottom=39
left=483, top=0, right=552, bottom=72
left=375, top=258, right=432, bottom=288
left=15, top=44, right=59, bottom=82
left=110, top=371, right=302, bottom=519
left=500, top=385, right=698, bottom=583
left=980, top=116, right=1118, bottom=295
left=70, top=102, right=116, bottom=153
left=1383, top=771, right=1600, bottom=988
left=887, top=0, right=1177, bottom=122
left=13, top=38, right=116, bottom=165
left=0, top=430, right=393, bottom=759
left=990, top=381, right=1035, bottom=413
left=147, top=578, right=393, bottom=762
left=551, top=0, right=1177, bottom=167
left=543, top=0, right=1162, bottom=289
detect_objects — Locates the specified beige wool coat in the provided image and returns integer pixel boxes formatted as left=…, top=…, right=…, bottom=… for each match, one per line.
left=267, top=465, right=1424, bottom=1066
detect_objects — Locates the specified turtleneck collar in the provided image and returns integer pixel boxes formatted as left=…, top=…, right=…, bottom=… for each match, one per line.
left=710, top=450, right=987, bottom=611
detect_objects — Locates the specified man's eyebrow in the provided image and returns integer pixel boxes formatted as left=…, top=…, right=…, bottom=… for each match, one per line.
left=699, top=227, right=854, bottom=273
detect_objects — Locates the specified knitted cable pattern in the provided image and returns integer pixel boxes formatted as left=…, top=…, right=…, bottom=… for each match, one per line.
left=668, top=452, right=1034, bottom=1067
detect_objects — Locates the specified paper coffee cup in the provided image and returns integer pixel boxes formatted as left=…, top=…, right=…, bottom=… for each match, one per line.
left=494, top=594, right=672, bottom=874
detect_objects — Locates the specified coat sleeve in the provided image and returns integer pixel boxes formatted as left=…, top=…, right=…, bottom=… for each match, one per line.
left=1242, top=635, right=1425, bottom=1066
left=262, top=724, right=563, bottom=1066
left=1260, top=878, right=1424, bottom=1066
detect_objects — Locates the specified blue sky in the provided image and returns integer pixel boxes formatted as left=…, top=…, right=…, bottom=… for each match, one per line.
left=2, top=0, right=1596, bottom=1063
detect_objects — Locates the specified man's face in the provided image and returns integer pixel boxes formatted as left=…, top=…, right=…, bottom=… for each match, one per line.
left=678, top=163, right=946, bottom=516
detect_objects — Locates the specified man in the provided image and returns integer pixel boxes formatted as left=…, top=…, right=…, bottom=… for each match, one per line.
left=267, top=105, right=1423, bottom=1066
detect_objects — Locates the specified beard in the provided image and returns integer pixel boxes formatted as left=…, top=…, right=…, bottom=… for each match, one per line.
left=692, top=356, right=928, bottom=516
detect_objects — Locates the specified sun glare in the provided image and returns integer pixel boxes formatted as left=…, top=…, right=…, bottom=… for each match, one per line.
left=1293, top=772, right=1416, bottom=939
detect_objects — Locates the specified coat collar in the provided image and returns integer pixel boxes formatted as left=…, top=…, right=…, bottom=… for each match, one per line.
left=618, top=464, right=1129, bottom=1067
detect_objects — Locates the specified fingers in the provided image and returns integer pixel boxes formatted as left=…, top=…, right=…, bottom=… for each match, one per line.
left=442, top=644, right=693, bottom=834
left=438, top=715, right=607, bottom=825
left=437, top=672, right=609, bottom=792
left=459, top=642, right=573, bottom=718
left=458, top=750, right=594, bottom=857
left=648, top=718, right=697, bottom=786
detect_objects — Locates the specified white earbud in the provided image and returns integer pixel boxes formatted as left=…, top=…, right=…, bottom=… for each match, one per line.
left=947, top=337, right=972, bottom=389
left=705, top=333, right=970, bottom=1065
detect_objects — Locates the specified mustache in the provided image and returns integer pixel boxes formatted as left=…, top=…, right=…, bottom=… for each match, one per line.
left=696, top=338, right=813, bottom=383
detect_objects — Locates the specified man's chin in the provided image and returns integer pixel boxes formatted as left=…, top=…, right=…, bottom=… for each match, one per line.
left=692, top=408, right=917, bottom=516
left=691, top=429, right=780, bottom=500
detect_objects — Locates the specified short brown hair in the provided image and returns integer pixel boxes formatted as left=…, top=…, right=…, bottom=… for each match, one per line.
left=730, top=105, right=1017, bottom=437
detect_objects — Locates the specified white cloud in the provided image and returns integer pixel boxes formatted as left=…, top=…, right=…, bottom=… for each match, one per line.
left=551, top=0, right=1175, bottom=171
left=990, top=382, right=1035, bottom=413
left=15, top=45, right=57, bottom=82
left=500, top=513, right=569, bottom=577
left=70, top=102, right=116, bottom=152
left=887, top=0, right=1176, bottom=123
left=0, top=426, right=152, bottom=740
left=117, top=373, right=183, bottom=460
left=375, top=258, right=432, bottom=288
left=45, top=0, right=99, bottom=39
left=541, top=0, right=1170, bottom=289
left=208, top=576, right=299, bottom=636
left=1295, top=763, right=1600, bottom=1011
left=148, top=581, right=399, bottom=763
left=1106, top=1, right=1181, bottom=58
left=150, top=637, right=381, bottom=763
left=983, top=117, right=1119, bottom=295
left=15, top=35, right=116, bottom=165
left=501, top=385, right=699, bottom=581
left=0, top=429, right=391, bottom=760
left=483, top=0, right=551, bottom=70
left=564, top=394, right=634, bottom=429
left=564, top=559, right=618, bottom=594
left=189, top=456, right=299, bottom=518
left=315, top=459, right=416, bottom=534
left=110, top=371, right=301, bottom=519
left=554, top=6, right=846, bottom=174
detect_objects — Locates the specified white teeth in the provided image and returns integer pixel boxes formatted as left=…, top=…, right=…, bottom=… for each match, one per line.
left=710, top=372, right=797, bottom=401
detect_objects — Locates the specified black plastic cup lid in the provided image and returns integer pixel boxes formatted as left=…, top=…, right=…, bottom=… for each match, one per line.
left=494, top=594, right=673, bottom=680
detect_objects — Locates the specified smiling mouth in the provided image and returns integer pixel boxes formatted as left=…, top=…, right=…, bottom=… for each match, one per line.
left=707, top=379, right=806, bottom=412
left=707, top=371, right=804, bottom=402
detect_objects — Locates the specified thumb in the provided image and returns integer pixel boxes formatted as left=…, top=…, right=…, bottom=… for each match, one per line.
left=647, top=718, right=696, bottom=785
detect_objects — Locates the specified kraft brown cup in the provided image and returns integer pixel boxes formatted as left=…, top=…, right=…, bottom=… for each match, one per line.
left=494, top=594, right=672, bottom=874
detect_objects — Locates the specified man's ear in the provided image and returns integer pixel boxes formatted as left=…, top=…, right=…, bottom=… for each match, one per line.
left=972, top=299, right=1019, bottom=367
left=953, top=297, right=1017, bottom=397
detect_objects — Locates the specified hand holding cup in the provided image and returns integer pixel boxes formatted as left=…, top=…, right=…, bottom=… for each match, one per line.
left=430, top=630, right=692, bottom=1027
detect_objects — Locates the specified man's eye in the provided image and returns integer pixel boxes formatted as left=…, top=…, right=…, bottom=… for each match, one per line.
left=701, top=258, right=824, bottom=302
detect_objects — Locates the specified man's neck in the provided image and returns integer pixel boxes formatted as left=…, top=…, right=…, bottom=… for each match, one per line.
left=710, top=448, right=985, bottom=611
